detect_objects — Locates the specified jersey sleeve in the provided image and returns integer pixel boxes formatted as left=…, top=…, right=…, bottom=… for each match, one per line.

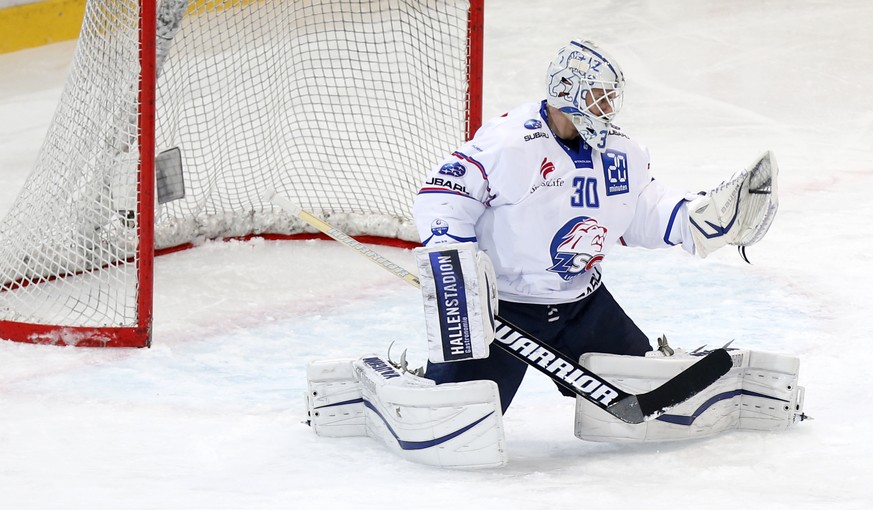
left=621, top=177, right=698, bottom=254
left=413, top=116, right=517, bottom=246
left=412, top=147, right=493, bottom=246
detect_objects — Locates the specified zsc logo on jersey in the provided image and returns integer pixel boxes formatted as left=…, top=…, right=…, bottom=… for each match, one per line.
left=547, top=216, right=608, bottom=281
left=602, top=149, right=629, bottom=196
left=524, top=119, right=542, bottom=130
left=439, top=161, right=466, bottom=177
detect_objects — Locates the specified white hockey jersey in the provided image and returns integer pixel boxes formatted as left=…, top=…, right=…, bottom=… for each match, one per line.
left=413, top=101, right=696, bottom=305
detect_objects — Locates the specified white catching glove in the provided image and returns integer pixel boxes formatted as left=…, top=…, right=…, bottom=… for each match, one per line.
left=688, top=151, right=779, bottom=258
left=415, top=242, right=498, bottom=363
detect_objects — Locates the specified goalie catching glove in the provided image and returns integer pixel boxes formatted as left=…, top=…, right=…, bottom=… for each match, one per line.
left=415, top=242, right=498, bottom=364
left=689, top=151, right=779, bottom=258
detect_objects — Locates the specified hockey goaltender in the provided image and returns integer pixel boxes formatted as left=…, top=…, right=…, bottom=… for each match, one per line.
left=298, top=39, right=806, bottom=469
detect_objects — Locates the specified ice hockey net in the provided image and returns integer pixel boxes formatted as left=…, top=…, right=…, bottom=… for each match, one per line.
left=0, top=0, right=483, bottom=347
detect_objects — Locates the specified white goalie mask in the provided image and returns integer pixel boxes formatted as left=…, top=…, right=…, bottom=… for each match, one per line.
left=546, top=40, right=625, bottom=151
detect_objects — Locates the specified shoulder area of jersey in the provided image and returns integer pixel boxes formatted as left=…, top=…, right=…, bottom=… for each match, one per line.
left=492, top=102, right=552, bottom=138
left=604, top=124, right=648, bottom=157
left=475, top=102, right=538, bottom=129
left=608, top=124, right=631, bottom=142
left=468, top=102, right=547, bottom=148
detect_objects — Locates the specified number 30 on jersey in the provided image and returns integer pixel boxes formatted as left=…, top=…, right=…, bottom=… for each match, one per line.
left=571, top=177, right=600, bottom=208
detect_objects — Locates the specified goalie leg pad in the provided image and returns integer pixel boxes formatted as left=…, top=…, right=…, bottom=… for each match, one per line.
left=305, top=358, right=366, bottom=437
left=415, top=242, right=497, bottom=363
left=305, top=355, right=507, bottom=468
left=574, top=348, right=804, bottom=442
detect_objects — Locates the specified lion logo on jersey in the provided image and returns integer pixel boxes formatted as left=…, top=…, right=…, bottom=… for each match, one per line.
left=548, top=216, right=607, bottom=281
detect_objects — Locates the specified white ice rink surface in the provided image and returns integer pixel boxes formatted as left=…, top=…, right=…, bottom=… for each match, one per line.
left=2, top=1, right=872, bottom=508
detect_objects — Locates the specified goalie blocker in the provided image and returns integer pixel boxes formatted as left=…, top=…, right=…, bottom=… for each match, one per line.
left=575, top=347, right=807, bottom=442
left=415, top=242, right=498, bottom=363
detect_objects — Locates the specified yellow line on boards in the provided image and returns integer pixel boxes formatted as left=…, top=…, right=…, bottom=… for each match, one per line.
left=0, top=0, right=272, bottom=54
left=0, top=0, right=86, bottom=54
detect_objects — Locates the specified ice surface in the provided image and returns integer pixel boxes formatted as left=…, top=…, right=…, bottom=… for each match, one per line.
left=1, top=1, right=872, bottom=508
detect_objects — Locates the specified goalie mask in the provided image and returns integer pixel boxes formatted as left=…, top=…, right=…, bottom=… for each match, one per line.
left=546, top=40, right=625, bottom=152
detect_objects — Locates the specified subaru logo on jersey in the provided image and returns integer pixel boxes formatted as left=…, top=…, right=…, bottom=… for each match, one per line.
left=438, top=161, right=466, bottom=177
left=430, top=218, right=449, bottom=236
left=524, top=119, right=542, bottom=130
left=428, top=250, right=474, bottom=361
left=425, top=176, right=469, bottom=195
left=547, top=216, right=608, bottom=280
left=602, top=149, right=629, bottom=195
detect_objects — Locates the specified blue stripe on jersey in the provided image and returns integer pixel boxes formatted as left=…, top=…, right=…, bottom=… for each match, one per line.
left=663, top=198, right=686, bottom=246
left=422, top=233, right=478, bottom=246
left=418, top=187, right=479, bottom=200
left=452, top=150, right=488, bottom=178
left=450, top=151, right=496, bottom=206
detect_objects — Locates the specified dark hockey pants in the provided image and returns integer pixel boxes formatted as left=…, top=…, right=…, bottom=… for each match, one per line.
left=424, top=285, right=651, bottom=414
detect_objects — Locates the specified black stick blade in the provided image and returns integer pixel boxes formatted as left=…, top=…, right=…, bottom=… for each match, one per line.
left=606, top=348, right=734, bottom=424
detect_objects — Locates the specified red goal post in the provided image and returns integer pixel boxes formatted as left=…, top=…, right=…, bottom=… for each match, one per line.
left=0, top=0, right=484, bottom=347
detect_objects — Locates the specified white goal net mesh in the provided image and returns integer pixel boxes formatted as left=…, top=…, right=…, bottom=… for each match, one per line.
left=0, top=0, right=474, bottom=338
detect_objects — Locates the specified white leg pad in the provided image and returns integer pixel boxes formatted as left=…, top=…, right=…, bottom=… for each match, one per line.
left=305, top=356, right=507, bottom=468
left=306, top=358, right=367, bottom=437
left=574, top=349, right=806, bottom=442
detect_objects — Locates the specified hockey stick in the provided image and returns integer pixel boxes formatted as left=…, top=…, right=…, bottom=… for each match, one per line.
left=266, top=191, right=733, bottom=424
